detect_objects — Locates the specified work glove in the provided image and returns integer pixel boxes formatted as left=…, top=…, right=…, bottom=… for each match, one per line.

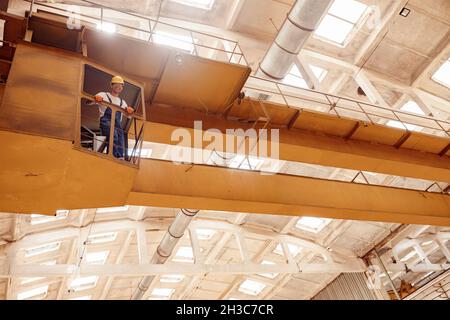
left=94, top=95, right=103, bottom=103
left=126, top=106, right=135, bottom=114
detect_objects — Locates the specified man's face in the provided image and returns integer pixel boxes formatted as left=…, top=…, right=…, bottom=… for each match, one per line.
left=111, top=83, right=124, bottom=95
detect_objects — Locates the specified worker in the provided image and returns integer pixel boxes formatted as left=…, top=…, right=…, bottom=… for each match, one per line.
left=94, top=75, right=134, bottom=159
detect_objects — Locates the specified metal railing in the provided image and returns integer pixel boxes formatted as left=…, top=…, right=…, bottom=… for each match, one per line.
left=244, top=76, right=450, bottom=138
left=80, top=94, right=145, bottom=165
left=26, top=0, right=248, bottom=66
left=24, top=0, right=450, bottom=138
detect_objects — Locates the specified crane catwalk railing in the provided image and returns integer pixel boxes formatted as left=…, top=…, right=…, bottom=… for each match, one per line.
left=25, top=0, right=450, bottom=138
left=26, top=0, right=248, bottom=66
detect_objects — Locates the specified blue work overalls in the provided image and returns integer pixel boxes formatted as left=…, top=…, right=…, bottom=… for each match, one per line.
left=100, top=94, right=125, bottom=159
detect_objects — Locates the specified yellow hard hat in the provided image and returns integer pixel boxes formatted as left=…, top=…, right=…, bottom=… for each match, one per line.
left=111, top=75, right=124, bottom=85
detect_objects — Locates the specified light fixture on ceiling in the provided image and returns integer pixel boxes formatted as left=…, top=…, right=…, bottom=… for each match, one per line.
left=399, top=7, right=410, bottom=17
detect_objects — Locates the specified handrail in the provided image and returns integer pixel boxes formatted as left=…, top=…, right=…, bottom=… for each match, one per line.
left=245, top=75, right=450, bottom=138
left=25, top=0, right=248, bottom=66
left=24, top=0, right=449, bottom=137
left=80, top=94, right=145, bottom=165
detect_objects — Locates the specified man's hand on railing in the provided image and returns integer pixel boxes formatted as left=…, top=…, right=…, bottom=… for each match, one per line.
left=126, top=106, right=135, bottom=114
left=86, top=95, right=103, bottom=106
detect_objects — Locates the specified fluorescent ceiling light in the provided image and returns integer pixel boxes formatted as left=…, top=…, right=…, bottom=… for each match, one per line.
left=196, top=228, right=216, bottom=240
left=86, top=232, right=118, bottom=244
left=160, top=274, right=185, bottom=283
left=170, top=0, right=215, bottom=10
left=431, top=58, right=450, bottom=88
left=238, top=279, right=266, bottom=296
left=296, top=217, right=331, bottom=233
left=96, top=206, right=129, bottom=213
left=25, top=242, right=61, bottom=257
left=17, top=285, right=49, bottom=300
left=96, top=22, right=116, bottom=33
left=151, top=288, right=175, bottom=298
left=86, top=251, right=109, bottom=264
left=70, top=276, right=99, bottom=291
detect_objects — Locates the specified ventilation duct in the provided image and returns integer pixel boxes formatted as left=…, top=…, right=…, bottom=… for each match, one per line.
left=131, top=208, right=199, bottom=300
left=257, top=0, right=333, bottom=80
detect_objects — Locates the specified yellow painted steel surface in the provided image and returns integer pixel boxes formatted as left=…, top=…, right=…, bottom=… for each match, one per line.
left=0, top=44, right=82, bottom=139
left=144, top=104, right=450, bottom=182
left=0, top=13, right=449, bottom=228
left=129, top=159, right=450, bottom=226
left=153, top=52, right=251, bottom=112
left=0, top=131, right=137, bottom=214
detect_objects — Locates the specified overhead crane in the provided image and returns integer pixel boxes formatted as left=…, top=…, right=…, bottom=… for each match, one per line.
left=0, top=8, right=449, bottom=226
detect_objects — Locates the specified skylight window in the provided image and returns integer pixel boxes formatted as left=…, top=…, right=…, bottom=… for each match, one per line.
left=196, top=228, right=216, bottom=240
left=273, top=243, right=302, bottom=257
left=328, top=0, right=368, bottom=23
left=25, top=242, right=61, bottom=257
left=170, top=0, right=215, bottom=10
left=310, top=65, right=328, bottom=82
left=400, top=101, right=425, bottom=115
left=296, top=217, right=331, bottom=233
left=160, top=274, right=185, bottom=283
left=151, top=288, right=175, bottom=298
left=17, top=285, right=49, bottom=300
left=386, top=120, right=416, bottom=131
left=432, top=58, right=450, bottom=88
left=258, top=260, right=279, bottom=279
left=173, top=246, right=194, bottom=263
left=86, top=251, right=109, bottom=264
left=238, top=279, right=266, bottom=296
left=387, top=101, right=424, bottom=131
left=283, top=64, right=309, bottom=89
left=153, top=31, right=197, bottom=53
left=315, top=0, right=368, bottom=46
left=70, top=276, right=99, bottom=291
left=96, top=206, right=129, bottom=213
left=86, top=232, right=118, bottom=244
left=30, top=210, right=69, bottom=225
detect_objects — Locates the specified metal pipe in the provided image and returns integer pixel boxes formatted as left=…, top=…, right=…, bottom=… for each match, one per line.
left=374, top=249, right=401, bottom=300
left=257, top=0, right=332, bottom=80
left=28, top=0, right=35, bottom=18
left=131, top=208, right=199, bottom=300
